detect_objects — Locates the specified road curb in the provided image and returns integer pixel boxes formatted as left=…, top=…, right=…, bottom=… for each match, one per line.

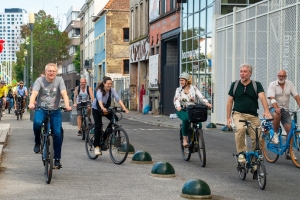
left=0, top=124, right=11, bottom=163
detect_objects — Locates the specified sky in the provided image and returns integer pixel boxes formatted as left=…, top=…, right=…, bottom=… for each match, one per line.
left=0, top=0, right=86, bottom=30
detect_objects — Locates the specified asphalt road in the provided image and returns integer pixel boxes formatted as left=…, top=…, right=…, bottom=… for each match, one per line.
left=0, top=112, right=300, bottom=200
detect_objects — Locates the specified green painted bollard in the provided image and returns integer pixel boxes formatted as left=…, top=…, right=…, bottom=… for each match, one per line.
left=180, top=179, right=212, bottom=199
left=151, top=162, right=175, bottom=178
left=131, top=150, right=153, bottom=164
left=206, top=123, right=216, bottom=128
left=119, top=142, right=135, bottom=154
left=221, top=125, right=233, bottom=132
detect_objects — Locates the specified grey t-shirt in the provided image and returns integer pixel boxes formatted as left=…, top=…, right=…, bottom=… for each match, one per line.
left=33, top=76, right=66, bottom=110
left=92, top=88, right=120, bottom=109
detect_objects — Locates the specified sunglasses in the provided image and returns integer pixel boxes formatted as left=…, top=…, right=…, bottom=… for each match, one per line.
left=244, top=86, right=247, bottom=94
left=277, top=75, right=286, bottom=78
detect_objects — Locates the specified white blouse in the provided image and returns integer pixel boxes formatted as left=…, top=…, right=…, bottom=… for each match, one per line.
left=173, top=85, right=208, bottom=109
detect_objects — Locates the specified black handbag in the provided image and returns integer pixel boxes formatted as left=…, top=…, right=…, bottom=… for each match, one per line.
left=187, top=103, right=208, bottom=123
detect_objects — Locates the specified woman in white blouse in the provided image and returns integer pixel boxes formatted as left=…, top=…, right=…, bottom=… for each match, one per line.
left=173, top=72, right=212, bottom=147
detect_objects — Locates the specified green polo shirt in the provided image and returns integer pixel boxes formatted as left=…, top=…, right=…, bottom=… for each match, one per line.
left=228, top=80, right=264, bottom=116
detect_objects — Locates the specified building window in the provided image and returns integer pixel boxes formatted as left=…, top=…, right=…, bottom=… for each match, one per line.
left=123, top=60, right=129, bottom=74
left=123, top=28, right=129, bottom=42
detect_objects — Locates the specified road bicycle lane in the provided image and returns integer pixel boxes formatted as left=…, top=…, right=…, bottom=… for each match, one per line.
left=1, top=112, right=300, bottom=199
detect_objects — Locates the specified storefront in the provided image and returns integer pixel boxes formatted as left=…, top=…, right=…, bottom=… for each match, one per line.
left=180, top=0, right=264, bottom=102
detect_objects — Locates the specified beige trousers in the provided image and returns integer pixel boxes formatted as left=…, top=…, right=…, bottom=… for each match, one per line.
left=232, top=111, right=262, bottom=153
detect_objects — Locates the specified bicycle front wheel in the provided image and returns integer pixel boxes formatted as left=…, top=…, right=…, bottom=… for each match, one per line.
left=180, top=128, right=191, bottom=161
left=257, top=161, right=267, bottom=190
left=85, top=126, right=98, bottom=160
left=109, top=127, right=129, bottom=165
left=44, top=135, right=54, bottom=184
left=196, top=129, right=206, bottom=167
left=262, top=135, right=279, bottom=163
left=289, top=131, right=300, bottom=168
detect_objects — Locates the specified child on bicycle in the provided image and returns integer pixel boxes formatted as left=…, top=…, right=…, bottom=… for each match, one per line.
left=173, top=72, right=212, bottom=147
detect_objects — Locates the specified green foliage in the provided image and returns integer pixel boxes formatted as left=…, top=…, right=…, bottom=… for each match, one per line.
left=14, top=10, right=71, bottom=82
left=73, top=46, right=81, bottom=73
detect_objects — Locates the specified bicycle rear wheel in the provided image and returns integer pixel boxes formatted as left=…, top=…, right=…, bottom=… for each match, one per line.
left=85, top=126, right=98, bottom=160
left=196, top=129, right=206, bottom=167
left=109, top=127, right=129, bottom=165
left=44, top=135, right=54, bottom=184
left=257, top=161, right=267, bottom=190
left=289, top=131, right=300, bottom=168
left=82, top=117, right=91, bottom=140
left=262, top=135, right=279, bottom=163
left=180, top=128, right=191, bottom=161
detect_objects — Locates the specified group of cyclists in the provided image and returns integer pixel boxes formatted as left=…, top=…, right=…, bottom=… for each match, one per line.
left=26, top=63, right=128, bottom=168
left=0, top=79, right=28, bottom=116
left=175, top=63, right=300, bottom=179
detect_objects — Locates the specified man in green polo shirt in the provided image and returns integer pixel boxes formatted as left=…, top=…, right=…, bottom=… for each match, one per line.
left=226, top=63, right=272, bottom=164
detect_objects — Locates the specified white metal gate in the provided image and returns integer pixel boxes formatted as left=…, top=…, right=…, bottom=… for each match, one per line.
left=212, top=0, right=300, bottom=125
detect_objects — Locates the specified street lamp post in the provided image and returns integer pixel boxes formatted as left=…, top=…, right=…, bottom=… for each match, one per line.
left=24, top=49, right=27, bottom=84
left=29, top=12, right=35, bottom=87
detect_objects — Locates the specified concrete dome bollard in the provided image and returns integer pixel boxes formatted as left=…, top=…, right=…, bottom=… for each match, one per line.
left=206, top=123, right=216, bottom=128
left=118, top=142, right=135, bottom=154
left=180, top=179, right=212, bottom=199
left=151, top=162, right=175, bottom=178
left=221, top=125, right=233, bottom=132
left=131, top=150, right=153, bottom=164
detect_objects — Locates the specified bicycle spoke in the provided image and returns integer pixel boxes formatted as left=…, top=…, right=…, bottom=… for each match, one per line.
left=109, top=127, right=129, bottom=165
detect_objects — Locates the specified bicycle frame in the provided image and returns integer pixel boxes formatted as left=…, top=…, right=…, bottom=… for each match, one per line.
left=42, top=113, right=52, bottom=160
left=263, top=110, right=299, bottom=155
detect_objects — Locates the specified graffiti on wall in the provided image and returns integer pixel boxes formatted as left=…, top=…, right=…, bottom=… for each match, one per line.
left=130, top=39, right=149, bottom=63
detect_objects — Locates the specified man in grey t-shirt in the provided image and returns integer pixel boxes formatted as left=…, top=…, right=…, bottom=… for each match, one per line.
left=28, top=63, right=71, bottom=168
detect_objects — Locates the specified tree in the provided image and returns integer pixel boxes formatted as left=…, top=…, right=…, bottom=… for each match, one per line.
left=15, top=10, right=71, bottom=81
left=73, top=46, right=81, bottom=73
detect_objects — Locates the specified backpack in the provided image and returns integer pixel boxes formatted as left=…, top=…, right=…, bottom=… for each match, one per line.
left=233, top=80, right=257, bottom=98
left=7, top=89, right=13, bottom=98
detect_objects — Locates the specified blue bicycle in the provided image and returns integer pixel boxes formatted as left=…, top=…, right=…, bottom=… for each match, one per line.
left=262, top=108, right=300, bottom=168
left=234, top=119, right=271, bottom=190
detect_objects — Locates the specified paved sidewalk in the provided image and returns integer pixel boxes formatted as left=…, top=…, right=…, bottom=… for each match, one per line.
left=124, top=111, right=222, bottom=130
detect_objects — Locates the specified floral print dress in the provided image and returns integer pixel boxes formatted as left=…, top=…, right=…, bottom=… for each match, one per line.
left=173, top=85, right=208, bottom=109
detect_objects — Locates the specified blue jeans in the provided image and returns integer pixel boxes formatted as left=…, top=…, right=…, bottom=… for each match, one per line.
left=6, top=97, right=14, bottom=109
left=33, top=109, right=62, bottom=160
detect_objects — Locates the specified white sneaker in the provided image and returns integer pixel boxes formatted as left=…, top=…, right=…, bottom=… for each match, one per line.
left=271, top=134, right=279, bottom=144
left=95, top=147, right=102, bottom=155
left=2, top=112, right=5, bottom=115
left=238, top=154, right=246, bottom=163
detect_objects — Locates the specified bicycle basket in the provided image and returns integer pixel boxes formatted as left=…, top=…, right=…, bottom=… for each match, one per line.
left=187, top=103, right=208, bottom=123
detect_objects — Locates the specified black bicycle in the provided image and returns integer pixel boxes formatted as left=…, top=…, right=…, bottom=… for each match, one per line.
left=38, top=106, right=66, bottom=184
left=180, top=105, right=207, bottom=167
left=180, top=122, right=206, bottom=167
left=85, top=107, right=129, bottom=164
left=15, top=95, right=23, bottom=120
left=77, top=101, right=92, bottom=140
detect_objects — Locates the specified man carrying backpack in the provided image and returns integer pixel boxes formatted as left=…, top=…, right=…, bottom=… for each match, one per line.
left=226, top=63, right=272, bottom=167
left=73, top=78, right=94, bottom=136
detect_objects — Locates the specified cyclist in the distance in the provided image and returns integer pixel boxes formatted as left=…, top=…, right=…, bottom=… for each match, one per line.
left=13, top=81, right=28, bottom=113
left=28, top=63, right=72, bottom=168
left=0, top=80, right=7, bottom=115
left=173, top=72, right=212, bottom=147
left=73, top=78, right=94, bottom=136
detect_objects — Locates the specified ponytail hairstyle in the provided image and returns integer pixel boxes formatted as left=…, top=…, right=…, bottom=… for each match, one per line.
left=95, top=76, right=112, bottom=96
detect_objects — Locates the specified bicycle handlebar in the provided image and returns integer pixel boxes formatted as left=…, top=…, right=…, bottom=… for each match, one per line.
left=239, top=118, right=274, bottom=129
left=36, top=106, right=68, bottom=112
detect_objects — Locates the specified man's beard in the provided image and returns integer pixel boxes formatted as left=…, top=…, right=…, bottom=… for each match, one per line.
left=278, top=79, right=285, bottom=84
